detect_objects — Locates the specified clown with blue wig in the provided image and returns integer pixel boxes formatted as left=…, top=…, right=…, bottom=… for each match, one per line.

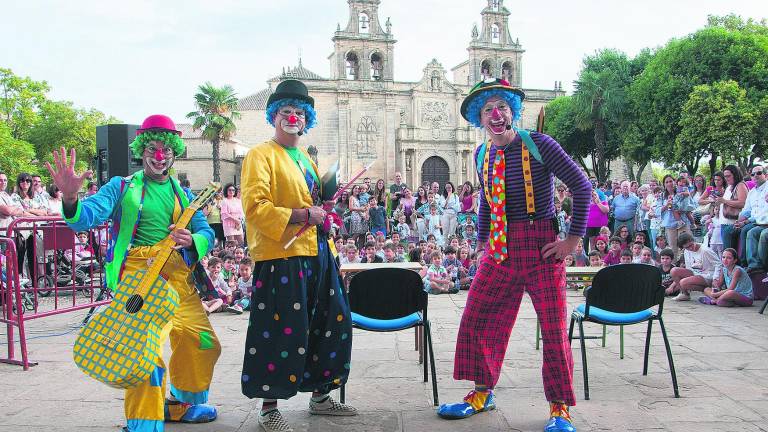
left=239, top=79, right=356, bottom=432
left=436, top=78, right=592, bottom=432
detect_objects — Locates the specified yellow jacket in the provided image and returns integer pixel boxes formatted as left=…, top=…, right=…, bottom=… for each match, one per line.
left=241, top=139, right=319, bottom=261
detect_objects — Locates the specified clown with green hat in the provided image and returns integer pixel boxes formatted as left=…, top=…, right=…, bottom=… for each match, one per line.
left=436, top=78, right=592, bottom=432
left=47, top=114, right=220, bottom=432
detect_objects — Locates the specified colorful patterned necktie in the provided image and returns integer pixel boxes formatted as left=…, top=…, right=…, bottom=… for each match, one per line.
left=489, top=149, right=508, bottom=263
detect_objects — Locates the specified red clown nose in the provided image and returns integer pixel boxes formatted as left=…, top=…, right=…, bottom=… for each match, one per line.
left=287, top=114, right=298, bottom=125
left=154, top=149, right=165, bottom=161
left=491, top=107, right=502, bottom=118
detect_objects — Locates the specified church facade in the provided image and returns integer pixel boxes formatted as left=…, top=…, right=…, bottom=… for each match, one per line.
left=179, top=0, right=564, bottom=190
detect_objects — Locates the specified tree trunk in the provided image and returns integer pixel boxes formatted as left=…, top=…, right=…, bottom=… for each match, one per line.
left=576, top=158, right=591, bottom=177
left=594, top=120, right=608, bottom=182
left=212, top=137, right=221, bottom=182
left=624, top=159, right=636, bottom=182
left=635, top=161, right=648, bottom=183
left=709, top=152, right=718, bottom=177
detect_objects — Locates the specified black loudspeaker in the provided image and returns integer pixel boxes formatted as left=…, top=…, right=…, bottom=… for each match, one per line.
left=95, top=124, right=143, bottom=186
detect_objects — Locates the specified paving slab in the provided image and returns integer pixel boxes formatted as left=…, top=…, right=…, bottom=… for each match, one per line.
left=1, top=288, right=767, bottom=431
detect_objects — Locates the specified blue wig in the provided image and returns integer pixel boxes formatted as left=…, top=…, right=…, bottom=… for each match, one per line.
left=465, top=89, right=522, bottom=128
left=266, top=98, right=317, bottom=133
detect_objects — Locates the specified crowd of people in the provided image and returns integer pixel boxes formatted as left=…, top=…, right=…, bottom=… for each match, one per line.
left=189, top=165, right=766, bottom=314
left=2, top=164, right=763, bottom=311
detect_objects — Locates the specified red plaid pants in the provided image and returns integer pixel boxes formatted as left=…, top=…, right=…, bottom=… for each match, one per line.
left=453, top=218, right=576, bottom=406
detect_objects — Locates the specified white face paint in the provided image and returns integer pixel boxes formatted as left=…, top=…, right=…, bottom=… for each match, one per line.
left=276, top=105, right=306, bottom=135
left=480, top=96, right=513, bottom=136
left=143, top=140, right=175, bottom=179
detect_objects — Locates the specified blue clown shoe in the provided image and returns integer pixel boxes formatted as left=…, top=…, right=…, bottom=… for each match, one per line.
left=437, top=390, right=495, bottom=419
left=544, top=402, right=576, bottom=432
left=165, top=400, right=218, bottom=423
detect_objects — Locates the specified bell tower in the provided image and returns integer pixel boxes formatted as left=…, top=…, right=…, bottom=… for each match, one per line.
left=466, top=0, right=524, bottom=86
left=330, top=0, right=396, bottom=81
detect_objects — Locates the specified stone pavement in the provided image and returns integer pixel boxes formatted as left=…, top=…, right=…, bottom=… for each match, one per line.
left=1, top=289, right=767, bottom=432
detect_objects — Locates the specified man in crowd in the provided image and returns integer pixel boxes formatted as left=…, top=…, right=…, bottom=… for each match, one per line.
left=735, top=165, right=768, bottom=272
left=610, top=180, right=640, bottom=237
left=0, top=172, right=24, bottom=231
left=389, top=171, right=408, bottom=210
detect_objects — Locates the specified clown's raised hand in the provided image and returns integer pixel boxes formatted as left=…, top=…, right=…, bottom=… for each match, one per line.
left=45, top=147, right=93, bottom=203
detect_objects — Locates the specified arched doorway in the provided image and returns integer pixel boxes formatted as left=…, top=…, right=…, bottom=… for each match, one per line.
left=421, top=156, right=450, bottom=194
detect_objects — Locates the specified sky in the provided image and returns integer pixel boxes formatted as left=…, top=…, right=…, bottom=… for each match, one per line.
left=1, top=0, right=765, bottom=125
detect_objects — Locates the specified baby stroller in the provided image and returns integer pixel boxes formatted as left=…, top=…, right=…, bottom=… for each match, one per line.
left=38, top=249, right=95, bottom=297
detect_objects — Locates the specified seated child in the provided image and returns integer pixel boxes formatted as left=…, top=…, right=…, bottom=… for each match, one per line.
left=340, top=244, right=361, bottom=264
left=619, top=249, right=634, bottom=264
left=588, top=251, right=604, bottom=268
left=382, top=243, right=404, bottom=263
left=360, top=241, right=383, bottom=263
left=658, top=248, right=675, bottom=295
left=630, top=241, right=644, bottom=263
left=573, top=239, right=588, bottom=266
left=442, top=246, right=462, bottom=286
left=699, top=248, right=753, bottom=307
left=654, top=234, right=668, bottom=260
left=636, top=247, right=656, bottom=266
left=201, top=257, right=226, bottom=313
left=424, top=250, right=454, bottom=294
left=603, top=236, right=623, bottom=266
left=227, top=257, right=253, bottom=314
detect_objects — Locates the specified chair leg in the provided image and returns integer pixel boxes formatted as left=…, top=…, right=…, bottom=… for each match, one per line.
left=642, top=320, right=653, bottom=376
left=568, top=316, right=575, bottom=341
left=422, top=324, right=428, bottom=383
left=657, top=317, right=680, bottom=398
left=536, top=319, right=541, bottom=350
left=760, top=297, right=768, bottom=314
left=425, top=320, right=439, bottom=406
left=601, top=325, right=606, bottom=347
left=340, top=384, right=346, bottom=404
left=577, top=319, right=589, bottom=400
left=620, top=325, right=624, bottom=359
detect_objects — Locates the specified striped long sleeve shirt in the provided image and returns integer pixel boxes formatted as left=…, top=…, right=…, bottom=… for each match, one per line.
left=476, top=132, right=591, bottom=246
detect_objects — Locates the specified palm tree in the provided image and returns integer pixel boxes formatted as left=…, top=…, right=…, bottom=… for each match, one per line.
left=572, top=49, right=631, bottom=182
left=187, top=82, right=240, bottom=182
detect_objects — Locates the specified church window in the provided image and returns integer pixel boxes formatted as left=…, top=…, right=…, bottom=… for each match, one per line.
left=501, top=61, right=512, bottom=82
left=346, top=52, right=360, bottom=80
left=359, top=12, right=370, bottom=34
left=480, top=60, right=491, bottom=80
left=370, top=52, right=383, bottom=81
left=356, top=116, right=377, bottom=158
left=491, top=24, right=500, bottom=44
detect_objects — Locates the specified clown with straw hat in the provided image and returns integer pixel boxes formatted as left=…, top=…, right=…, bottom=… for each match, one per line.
left=436, top=78, right=592, bottom=432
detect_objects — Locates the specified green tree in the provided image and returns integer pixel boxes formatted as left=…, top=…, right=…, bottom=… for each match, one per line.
left=621, top=48, right=655, bottom=181
left=572, top=49, right=631, bottom=182
left=677, top=80, right=760, bottom=173
left=0, top=123, right=38, bottom=181
left=631, top=22, right=768, bottom=172
left=0, top=68, right=50, bottom=139
left=544, top=96, right=593, bottom=175
left=25, top=101, right=117, bottom=174
left=186, top=82, right=240, bottom=182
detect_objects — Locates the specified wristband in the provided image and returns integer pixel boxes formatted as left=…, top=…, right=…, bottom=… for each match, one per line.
left=306, top=208, right=310, bottom=224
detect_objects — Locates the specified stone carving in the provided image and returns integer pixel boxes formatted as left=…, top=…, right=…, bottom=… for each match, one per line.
left=385, top=17, right=392, bottom=34
left=356, top=116, right=377, bottom=158
left=422, top=101, right=449, bottom=129
left=405, top=153, right=412, bottom=171
left=472, top=23, right=479, bottom=39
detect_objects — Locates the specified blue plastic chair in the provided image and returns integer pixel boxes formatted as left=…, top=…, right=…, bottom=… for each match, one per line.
left=568, top=264, right=679, bottom=400
left=341, top=267, right=438, bottom=406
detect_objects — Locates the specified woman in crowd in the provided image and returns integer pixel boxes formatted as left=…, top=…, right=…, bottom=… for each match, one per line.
left=584, top=187, right=609, bottom=252
left=205, top=192, right=225, bottom=247
left=47, top=184, right=62, bottom=216
left=373, top=178, right=387, bottom=208
left=398, top=187, right=416, bottom=225
left=457, top=182, right=477, bottom=227
left=636, top=184, right=652, bottom=246
left=220, top=183, right=245, bottom=246
left=348, top=184, right=368, bottom=245
left=717, top=165, right=748, bottom=252
left=333, top=190, right=350, bottom=235
left=441, top=181, right=460, bottom=238
left=11, top=173, right=47, bottom=281
left=690, top=174, right=708, bottom=242
left=616, top=225, right=632, bottom=250
left=698, top=172, right=726, bottom=253
left=699, top=248, right=754, bottom=307
left=657, top=174, right=690, bottom=259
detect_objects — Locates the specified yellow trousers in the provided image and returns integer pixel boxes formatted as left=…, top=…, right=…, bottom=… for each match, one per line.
left=122, top=246, right=221, bottom=431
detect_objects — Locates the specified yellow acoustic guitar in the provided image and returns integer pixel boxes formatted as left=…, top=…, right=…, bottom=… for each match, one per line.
left=73, top=182, right=220, bottom=389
